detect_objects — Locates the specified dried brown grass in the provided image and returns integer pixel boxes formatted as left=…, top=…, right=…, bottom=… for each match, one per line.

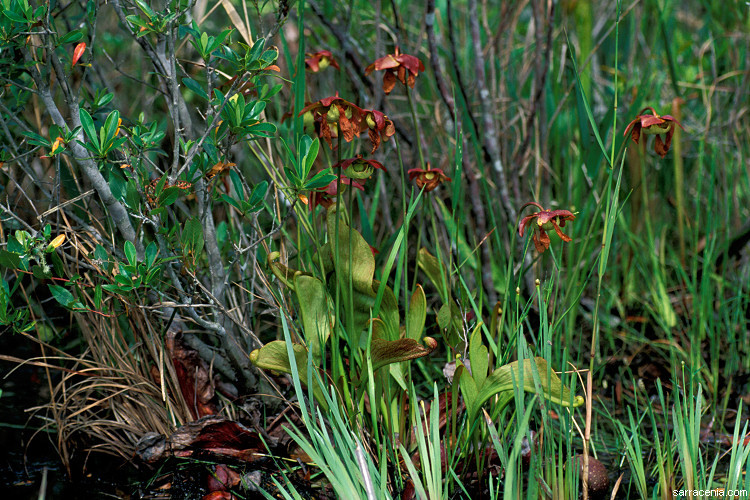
left=23, top=307, right=193, bottom=473
left=10, top=217, right=196, bottom=473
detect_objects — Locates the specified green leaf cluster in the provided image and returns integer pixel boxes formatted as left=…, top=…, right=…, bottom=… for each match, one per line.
left=78, top=109, right=127, bottom=162
left=456, top=327, right=584, bottom=424
left=282, top=134, right=336, bottom=192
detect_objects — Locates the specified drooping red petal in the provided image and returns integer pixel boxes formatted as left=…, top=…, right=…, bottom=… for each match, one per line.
left=72, top=42, right=86, bottom=66
left=338, top=109, right=357, bottom=142
left=382, top=70, right=397, bottom=94
left=396, top=66, right=407, bottom=86
left=630, top=125, right=641, bottom=144
left=534, top=230, right=550, bottom=253
left=368, top=128, right=381, bottom=153
left=383, top=120, right=395, bottom=138
left=518, top=215, right=537, bottom=237
left=406, top=72, right=417, bottom=89
left=319, top=120, right=335, bottom=149
left=623, top=117, right=641, bottom=138
left=551, top=221, right=572, bottom=242
left=654, top=134, right=668, bottom=158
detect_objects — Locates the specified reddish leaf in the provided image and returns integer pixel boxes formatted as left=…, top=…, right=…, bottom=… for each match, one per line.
left=207, top=464, right=241, bottom=491
left=166, top=330, right=218, bottom=418
left=72, top=42, right=86, bottom=66
left=136, top=415, right=265, bottom=463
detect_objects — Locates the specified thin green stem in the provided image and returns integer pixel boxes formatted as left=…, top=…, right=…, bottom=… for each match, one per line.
left=405, top=87, right=425, bottom=169
left=584, top=2, right=620, bottom=498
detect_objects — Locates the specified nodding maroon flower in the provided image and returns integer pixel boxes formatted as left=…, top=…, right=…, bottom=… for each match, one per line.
left=365, top=46, right=425, bottom=94
left=407, top=164, right=451, bottom=192
left=299, top=94, right=366, bottom=150
left=624, top=107, right=684, bottom=158
left=309, top=176, right=365, bottom=210
left=363, top=109, right=395, bottom=153
left=298, top=95, right=395, bottom=153
left=335, top=155, right=386, bottom=180
left=518, top=202, right=576, bottom=253
left=305, top=50, right=340, bottom=72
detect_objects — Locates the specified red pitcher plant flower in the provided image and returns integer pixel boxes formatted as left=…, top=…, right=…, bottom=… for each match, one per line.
left=305, top=50, right=339, bottom=72
left=518, top=202, right=576, bottom=253
left=407, top=164, right=451, bottom=192
left=363, top=109, right=395, bottom=153
left=300, top=95, right=394, bottom=153
left=335, top=155, right=385, bottom=180
left=309, top=176, right=365, bottom=210
left=623, top=107, right=684, bottom=158
left=365, top=46, right=425, bottom=94
left=299, top=94, right=365, bottom=149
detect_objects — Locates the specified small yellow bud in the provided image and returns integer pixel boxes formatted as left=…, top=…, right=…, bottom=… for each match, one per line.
left=46, top=234, right=65, bottom=252
left=50, top=137, right=65, bottom=155
left=50, top=234, right=65, bottom=248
